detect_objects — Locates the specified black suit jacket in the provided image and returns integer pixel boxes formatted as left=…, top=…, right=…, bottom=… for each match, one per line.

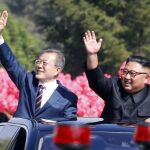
left=0, top=42, right=77, bottom=121
left=85, top=66, right=150, bottom=124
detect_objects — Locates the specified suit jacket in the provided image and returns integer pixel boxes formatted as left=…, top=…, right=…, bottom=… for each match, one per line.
left=0, top=42, right=77, bottom=121
left=85, top=66, right=150, bottom=124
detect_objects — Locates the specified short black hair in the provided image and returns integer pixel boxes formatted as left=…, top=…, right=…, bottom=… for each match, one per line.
left=126, top=55, right=150, bottom=68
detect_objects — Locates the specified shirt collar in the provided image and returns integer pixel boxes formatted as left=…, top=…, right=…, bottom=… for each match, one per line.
left=121, top=84, right=148, bottom=103
left=39, top=80, right=57, bottom=89
left=132, top=86, right=148, bottom=103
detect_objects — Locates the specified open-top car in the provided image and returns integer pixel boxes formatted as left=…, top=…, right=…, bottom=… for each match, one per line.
left=0, top=117, right=141, bottom=150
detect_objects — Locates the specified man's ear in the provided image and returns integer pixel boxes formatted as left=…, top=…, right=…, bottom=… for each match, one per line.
left=57, top=67, right=62, bottom=73
left=145, top=73, right=150, bottom=84
left=55, top=67, right=62, bottom=77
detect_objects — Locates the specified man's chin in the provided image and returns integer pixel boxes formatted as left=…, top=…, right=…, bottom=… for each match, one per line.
left=35, top=74, right=43, bottom=80
left=123, top=85, right=132, bottom=92
left=124, top=87, right=133, bottom=93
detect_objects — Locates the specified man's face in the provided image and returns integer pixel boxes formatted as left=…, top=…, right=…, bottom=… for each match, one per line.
left=121, top=61, right=150, bottom=93
left=35, top=53, right=61, bottom=83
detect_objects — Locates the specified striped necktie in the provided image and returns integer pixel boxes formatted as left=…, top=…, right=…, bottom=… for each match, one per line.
left=35, top=85, right=45, bottom=113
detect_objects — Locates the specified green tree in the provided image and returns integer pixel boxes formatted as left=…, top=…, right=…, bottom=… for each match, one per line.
left=0, top=4, right=46, bottom=70
left=86, top=0, right=150, bottom=57
left=120, top=0, right=150, bottom=56
left=34, top=0, right=129, bottom=77
left=4, top=0, right=150, bottom=77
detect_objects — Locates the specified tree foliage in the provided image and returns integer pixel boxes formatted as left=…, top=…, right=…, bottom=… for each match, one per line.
left=87, top=0, right=150, bottom=56
left=33, top=0, right=130, bottom=76
left=2, top=0, right=150, bottom=77
left=0, top=4, right=46, bottom=70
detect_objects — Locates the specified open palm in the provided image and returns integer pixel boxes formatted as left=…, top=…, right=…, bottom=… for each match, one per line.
left=83, top=31, right=102, bottom=54
left=0, top=10, right=8, bottom=34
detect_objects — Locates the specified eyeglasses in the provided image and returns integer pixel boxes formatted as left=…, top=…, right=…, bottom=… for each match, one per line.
left=35, top=59, right=49, bottom=66
left=121, top=68, right=148, bottom=78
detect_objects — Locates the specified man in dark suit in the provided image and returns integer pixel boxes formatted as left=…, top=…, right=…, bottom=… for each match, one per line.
left=0, top=10, right=77, bottom=122
left=83, top=30, right=150, bottom=125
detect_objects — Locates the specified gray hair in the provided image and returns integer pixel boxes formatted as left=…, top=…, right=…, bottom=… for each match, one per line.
left=38, top=48, right=65, bottom=70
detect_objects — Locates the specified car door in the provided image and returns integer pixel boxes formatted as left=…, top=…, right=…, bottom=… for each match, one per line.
left=0, top=124, right=26, bottom=150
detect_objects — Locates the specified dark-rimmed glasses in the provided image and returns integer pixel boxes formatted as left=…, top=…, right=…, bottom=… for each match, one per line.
left=121, top=68, right=148, bottom=78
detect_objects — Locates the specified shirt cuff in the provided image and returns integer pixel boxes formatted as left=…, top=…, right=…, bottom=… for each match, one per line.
left=0, top=37, right=4, bottom=45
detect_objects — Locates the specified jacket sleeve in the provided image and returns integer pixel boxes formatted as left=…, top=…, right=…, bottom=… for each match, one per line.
left=85, top=65, right=113, bottom=100
left=63, top=92, right=78, bottom=120
left=0, top=42, right=26, bottom=89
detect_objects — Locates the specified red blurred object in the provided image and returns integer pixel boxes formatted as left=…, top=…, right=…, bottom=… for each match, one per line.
left=0, top=68, right=19, bottom=115
left=134, top=125, right=150, bottom=150
left=58, top=72, right=105, bottom=117
left=118, top=61, right=126, bottom=77
left=53, top=124, right=91, bottom=150
left=134, top=125, right=150, bottom=142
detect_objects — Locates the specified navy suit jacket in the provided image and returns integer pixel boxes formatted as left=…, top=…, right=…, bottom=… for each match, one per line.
left=0, top=42, right=78, bottom=121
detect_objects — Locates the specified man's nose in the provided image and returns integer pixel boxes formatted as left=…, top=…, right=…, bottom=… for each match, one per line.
left=125, top=73, right=131, bottom=79
left=36, top=62, right=43, bottom=67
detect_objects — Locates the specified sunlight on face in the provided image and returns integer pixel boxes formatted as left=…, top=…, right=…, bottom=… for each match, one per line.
left=35, top=53, right=61, bottom=83
left=121, top=62, right=150, bottom=93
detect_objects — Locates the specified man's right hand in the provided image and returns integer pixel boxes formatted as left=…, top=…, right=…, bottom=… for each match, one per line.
left=83, top=30, right=103, bottom=55
left=83, top=30, right=103, bottom=69
left=0, top=10, right=8, bottom=35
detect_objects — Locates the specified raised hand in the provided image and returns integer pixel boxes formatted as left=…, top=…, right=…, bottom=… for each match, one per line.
left=83, top=30, right=103, bottom=55
left=0, top=10, right=8, bottom=34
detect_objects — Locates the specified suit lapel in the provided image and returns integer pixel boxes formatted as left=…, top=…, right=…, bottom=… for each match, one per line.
left=39, top=86, right=61, bottom=112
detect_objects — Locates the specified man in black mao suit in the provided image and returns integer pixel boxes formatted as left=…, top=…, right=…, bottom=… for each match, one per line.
left=83, top=30, right=150, bottom=124
left=0, top=10, right=77, bottom=122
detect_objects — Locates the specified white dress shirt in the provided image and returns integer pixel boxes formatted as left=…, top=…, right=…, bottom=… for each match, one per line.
left=39, top=80, right=58, bottom=108
left=0, top=36, right=4, bottom=45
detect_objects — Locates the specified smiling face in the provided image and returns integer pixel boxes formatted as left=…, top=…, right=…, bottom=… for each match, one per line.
left=35, top=52, right=61, bottom=83
left=121, top=61, right=150, bottom=93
